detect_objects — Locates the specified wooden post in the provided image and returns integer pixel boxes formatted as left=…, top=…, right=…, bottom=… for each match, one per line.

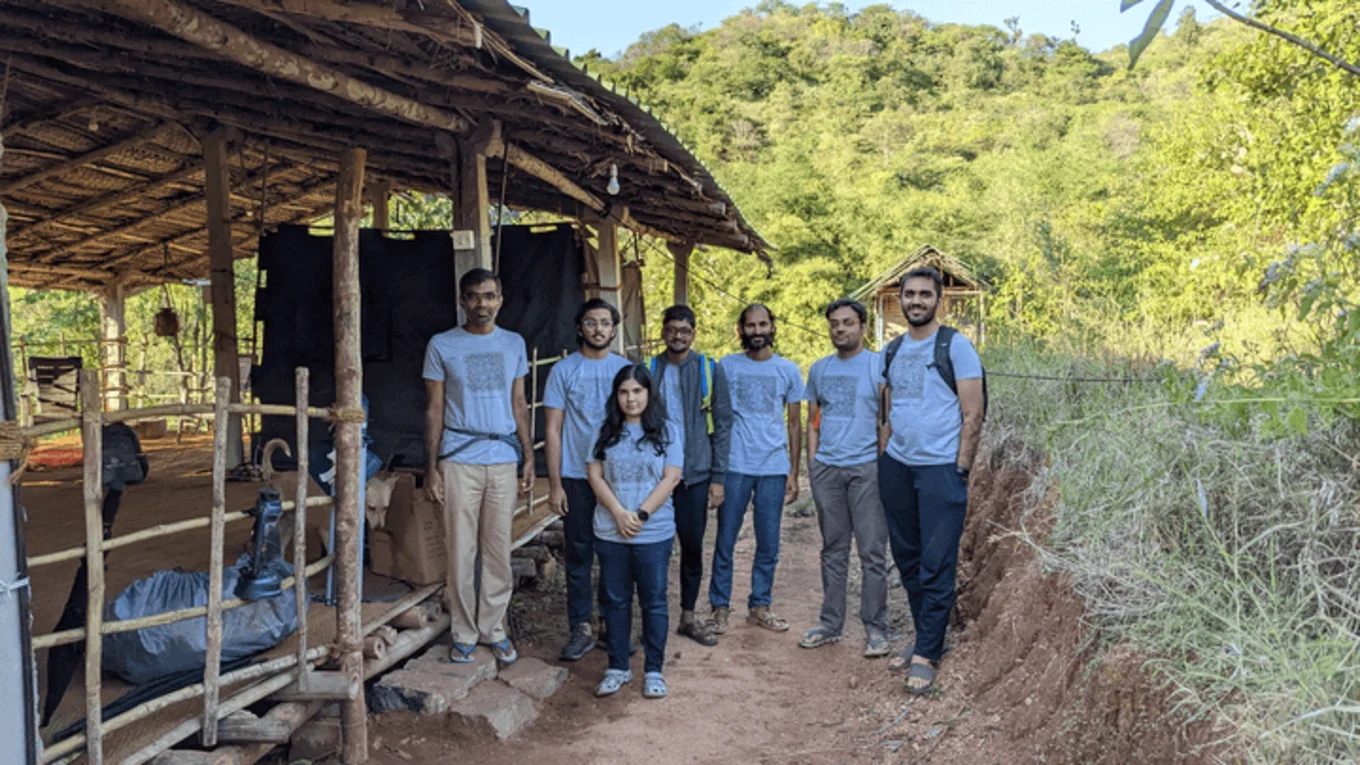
left=204, top=129, right=244, bottom=467
left=668, top=242, right=693, bottom=307
left=293, top=367, right=310, bottom=694
left=593, top=218, right=622, bottom=353
left=449, top=127, right=495, bottom=324
left=332, top=147, right=368, bottom=763
left=200, top=376, right=232, bottom=747
left=80, top=369, right=105, bottom=764
left=98, top=283, right=128, bottom=412
left=370, top=178, right=391, bottom=232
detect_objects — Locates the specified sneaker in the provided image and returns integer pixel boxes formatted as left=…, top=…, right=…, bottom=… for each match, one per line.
left=595, top=668, right=633, bottom=697
left=559, top=623, right=594, bottom=662
left=709, top=607, right=731, bottom=635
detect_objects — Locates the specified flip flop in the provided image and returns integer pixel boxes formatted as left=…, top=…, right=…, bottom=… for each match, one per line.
left=905, top=661, right=937, bottom=696
left=449, top=642, right=477, bottom=664
left=798, top=627, right=842, bottom=649
left=489, top=638, right=518, bottom=665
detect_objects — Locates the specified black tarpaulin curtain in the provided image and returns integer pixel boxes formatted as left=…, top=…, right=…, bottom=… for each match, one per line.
left=252, top=223, right=584, bottom=470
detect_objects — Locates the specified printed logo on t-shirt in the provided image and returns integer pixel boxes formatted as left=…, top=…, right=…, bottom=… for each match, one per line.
left=608, top=444, right=653, bottom=486
left=465, top=353, right=506, bottom=392
left=819, top=375, right=858, bottom=416
left=735, top=375, right=779, bottom=414
left=890, top=353, right=925, bottom=400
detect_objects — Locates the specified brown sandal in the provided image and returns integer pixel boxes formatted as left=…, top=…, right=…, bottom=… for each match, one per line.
left=746, top=607, right=790, bottom=632
left=678, top=619, right=719, bottom=646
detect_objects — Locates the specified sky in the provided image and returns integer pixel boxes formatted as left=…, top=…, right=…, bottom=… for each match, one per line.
left=523, top=0, right=1222, bottom=60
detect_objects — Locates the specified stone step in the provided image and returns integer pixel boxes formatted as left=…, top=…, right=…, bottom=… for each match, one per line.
left=369, top=645, right=497, bottom=714
left=497, top=657, right=568, bottom=700
left=447, top=681, right=539, bottom=741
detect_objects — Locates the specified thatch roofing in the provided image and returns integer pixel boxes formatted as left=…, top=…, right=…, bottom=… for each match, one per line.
left=0, top=0, right=769, bottom=292
left=850, top=244, right=987, bottom=300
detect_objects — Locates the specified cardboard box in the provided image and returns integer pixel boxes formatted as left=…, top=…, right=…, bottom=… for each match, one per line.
left=369, top=473, right=446, bottom=585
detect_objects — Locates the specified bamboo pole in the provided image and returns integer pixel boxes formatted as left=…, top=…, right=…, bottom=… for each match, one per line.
left=293, top=367, right=310, bottom=694
left=23, top=402, right=336, bottom=439
left=38, top=647, right=328, bottom=764
left=28, top=497, right=333, bottom=570
left=32, top=555, right=335, bottom=650
left=332, top=146, right=368, bottom=763
left=200, top=376, right=232, bottom=746
left=81, top=370, right=106, bottom=764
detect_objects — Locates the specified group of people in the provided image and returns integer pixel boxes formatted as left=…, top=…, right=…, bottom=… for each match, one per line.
left=421, top=264, right=984, bottom=700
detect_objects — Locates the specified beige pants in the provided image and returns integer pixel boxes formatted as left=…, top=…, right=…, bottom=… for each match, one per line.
left=442, top=461, right=517, bottom=645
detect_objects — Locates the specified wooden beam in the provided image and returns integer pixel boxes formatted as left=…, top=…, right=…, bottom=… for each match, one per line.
left=0, top=98, right=97, bottom=138
left=73, top=0, right=469, bottom=131
left=453, top=132, right=493, bottom=320
left=218, top=0, right=477, bottom=46
left=369, top=178, right=392, bottom=231
left=594, top=217, right=625, bottom=353
left=668, top=241, right=694, bottom=307
left=332, top=146, right=369, bottom=764
left=0, top=122, right=162, bottom=195
left=80, top=370, right=106, bottom=764
left=204, top=129, right=244, bottom=468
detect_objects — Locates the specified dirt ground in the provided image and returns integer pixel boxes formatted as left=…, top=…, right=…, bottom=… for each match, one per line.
left=359, top=441, right=1231, bottom=765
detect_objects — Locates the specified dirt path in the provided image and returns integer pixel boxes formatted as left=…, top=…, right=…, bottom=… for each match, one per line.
left=363, top=447, right=1226, bottom=765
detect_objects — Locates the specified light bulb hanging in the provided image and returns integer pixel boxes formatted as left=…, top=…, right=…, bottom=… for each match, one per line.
left=606, top=164, right=620, bottom=196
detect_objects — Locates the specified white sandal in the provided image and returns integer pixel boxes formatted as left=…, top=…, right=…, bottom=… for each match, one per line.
left=595, top=668, right=632, bottom=697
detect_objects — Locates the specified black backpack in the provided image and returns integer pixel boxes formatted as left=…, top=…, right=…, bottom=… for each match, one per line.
left=102, top=422, right=149, bottom=492
left=881, top=326, right=988, bottom=420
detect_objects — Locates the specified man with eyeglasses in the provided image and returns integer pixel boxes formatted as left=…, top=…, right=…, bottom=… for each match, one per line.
left=647, top=304, right=732, bottom=646
left=545, top=297, right=632, bottom=661
left=422, top=268, right=534, bottom=666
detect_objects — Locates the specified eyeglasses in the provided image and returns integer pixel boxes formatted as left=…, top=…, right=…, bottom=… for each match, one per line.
left=582, top=319, right=615, bottom=330
left=662, top=327, right=694, bottom=337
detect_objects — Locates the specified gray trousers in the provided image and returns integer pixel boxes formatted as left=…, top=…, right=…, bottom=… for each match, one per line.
left=809, top=458, right=890, bottom=637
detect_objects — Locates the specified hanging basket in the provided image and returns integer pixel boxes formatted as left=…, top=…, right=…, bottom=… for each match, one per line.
left=154, top=286, right=181, bottom=337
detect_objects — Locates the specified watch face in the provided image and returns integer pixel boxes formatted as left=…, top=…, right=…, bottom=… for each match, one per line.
left=637, top=510, right=650, bottom=522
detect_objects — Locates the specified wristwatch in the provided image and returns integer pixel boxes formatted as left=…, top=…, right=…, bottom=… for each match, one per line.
left=636, top=509, right=650, bottom=522
left=955, top=465, right=970, bottom=480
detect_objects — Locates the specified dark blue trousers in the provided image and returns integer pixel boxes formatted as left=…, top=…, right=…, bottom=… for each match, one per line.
left=562, top=478, right=603, bottom=630
left=672, top=480, right=711, bottom=612
left=597, top=537, right=672, bottom=674
left=877, top=455, right=969, bottom=662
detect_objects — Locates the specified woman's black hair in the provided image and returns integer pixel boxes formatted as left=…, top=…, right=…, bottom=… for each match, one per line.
left=593, top=365, right=669, bottom=460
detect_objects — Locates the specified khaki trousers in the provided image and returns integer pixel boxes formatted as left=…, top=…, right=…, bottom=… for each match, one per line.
left=442, top=461, right=517, bottom=645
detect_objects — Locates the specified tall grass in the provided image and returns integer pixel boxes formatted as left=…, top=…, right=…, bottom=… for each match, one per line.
left=983, top=341, right=1360, bottom=764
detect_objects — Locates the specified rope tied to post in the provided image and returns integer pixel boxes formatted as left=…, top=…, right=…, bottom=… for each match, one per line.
left=329, top=407, right=367, bottom=424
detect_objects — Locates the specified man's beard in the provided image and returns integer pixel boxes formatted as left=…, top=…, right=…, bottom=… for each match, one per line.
left=905, top=304, right=937, bottom=328
left=582, top=333, right=615, bottom=351
left=832, top=336, right=861, bottom=352
left=740, top=331, right=775, bottom=351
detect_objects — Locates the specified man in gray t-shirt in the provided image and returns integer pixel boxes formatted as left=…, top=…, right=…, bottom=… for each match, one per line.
left=422, top=269, right=533, bottom=666
left=544, top=298, right=631, bottom=661
left=798, top=299, right=891, bottom=659
left=707, top=304, right=804, bottom=636
left=877, top=266, right=985, bottom=696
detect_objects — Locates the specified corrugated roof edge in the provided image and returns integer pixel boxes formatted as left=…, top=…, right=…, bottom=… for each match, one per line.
left=459, top=0, right=773, bottom=260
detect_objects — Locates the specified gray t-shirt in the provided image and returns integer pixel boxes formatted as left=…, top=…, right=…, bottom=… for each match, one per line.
left=806, top=350, right=882, bottom=468
left=659, top=363, right=686, bottom=452
left=881, top=330, right=982, bottom=466
left=589, top=423, right=683, bottom=545
left=720, top=353, right=805, bottom=476
left=543, top=351, right=631, bottom=480
left=421, top=326, right=529, bottom=465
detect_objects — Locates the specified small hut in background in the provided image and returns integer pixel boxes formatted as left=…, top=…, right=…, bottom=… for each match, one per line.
left=852, top=245, right=988, bottom=348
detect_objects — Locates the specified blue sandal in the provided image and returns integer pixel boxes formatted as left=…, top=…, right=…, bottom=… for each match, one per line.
left=449, top=642, right=477, bottom=664
left=595, top=668, right=632, bottom=697
left=489, top=638, right=518, bottom=665
left=643, top=672, right=668, bottom=699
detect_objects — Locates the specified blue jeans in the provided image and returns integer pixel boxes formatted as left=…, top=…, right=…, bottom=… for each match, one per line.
left=562, top=478, right=603, bottom=630
left=597, top=537, right=672, bottom=674
left=708, top=472, right=786, bottom=610
left=877, top=455, right=969, bottom=662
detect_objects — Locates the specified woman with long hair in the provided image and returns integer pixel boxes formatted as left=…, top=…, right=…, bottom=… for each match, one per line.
left=588, top=364, right=683, bottom=698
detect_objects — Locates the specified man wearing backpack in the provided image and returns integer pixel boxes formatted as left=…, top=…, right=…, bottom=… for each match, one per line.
left=878, top=266, right=985, bottom=696
left=648, top=304, right=732, bottom=646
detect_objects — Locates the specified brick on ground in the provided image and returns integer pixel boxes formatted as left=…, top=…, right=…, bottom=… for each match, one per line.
left=369, top=645, right=497, bottom=714
left=497, top=658, right=568, bottom=700
left=447, top=681, right=539, bottom=740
